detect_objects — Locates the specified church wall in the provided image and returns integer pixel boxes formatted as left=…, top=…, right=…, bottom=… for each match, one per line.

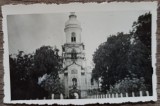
left=64, top=74, right=69, bottom=98
left=65, top=27, right=81, bottom=43
left=67, top=64, right=81, bottom=88
left=80, top=73, right=87, bottom=90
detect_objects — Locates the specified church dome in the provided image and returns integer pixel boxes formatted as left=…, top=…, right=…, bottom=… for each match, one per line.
left=65, top=12, right=81, bottom=30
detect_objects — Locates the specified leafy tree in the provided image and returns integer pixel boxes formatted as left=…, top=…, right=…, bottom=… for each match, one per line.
left=40, top=74, right=65, bottom=98
left=34, top=46, right=62, bottom=81
left=132, top=13, right=152, bottom=92
left=132, top=13, right=151, bottom=50
left=34, top=46, right=63, bottom=97
left=109, top=77, right=147, bottom=95
left=92, top=13, right=152, bottom=94
left=10, top=51, right=48, bottom=100
left=10, top=46, right=63, bottom=99
left=92, top=33, right=131, bottom=93
left=10, top=51, right=34, bottom=82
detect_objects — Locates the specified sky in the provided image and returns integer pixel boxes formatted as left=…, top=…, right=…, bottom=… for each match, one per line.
left=7, top=10, right=149, bottom=66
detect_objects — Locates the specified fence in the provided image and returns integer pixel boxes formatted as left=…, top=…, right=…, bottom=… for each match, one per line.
left=42, top=94, right=64, bottom=99
left=42, top=91, right=150, bottom=99
left=86, top=91, right=150, bottom=99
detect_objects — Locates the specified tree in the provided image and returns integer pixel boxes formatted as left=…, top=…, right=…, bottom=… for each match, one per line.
left=10, top=51, right=48, bottom=100
left=40, top=74, right=65, bottom=98
left=92, top=33, right=131, bottom=93
left=34, top=46, right=63, bottom=97
left=109, top=77, right=147, bottom=96
left=132, top=13, right=151, bottom=50
left=132, top=13, right=152, bottom=92
left=10, top=51, right=34, bottom=82
left=92, top=12, right=152, bottom=94
left=10, top=46, right=63, bottom=99
left=34, top=46, right=62, bottom=81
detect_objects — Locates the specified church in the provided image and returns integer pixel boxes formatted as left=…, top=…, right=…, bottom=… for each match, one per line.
left=59, top=12, right=98, bottom=99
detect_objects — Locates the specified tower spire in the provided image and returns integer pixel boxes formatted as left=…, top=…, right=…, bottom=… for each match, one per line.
left=69, top=12, right=77, bottom=18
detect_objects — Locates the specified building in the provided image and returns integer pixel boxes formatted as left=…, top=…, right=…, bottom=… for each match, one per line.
left=59, top=12, right=98, bottom=99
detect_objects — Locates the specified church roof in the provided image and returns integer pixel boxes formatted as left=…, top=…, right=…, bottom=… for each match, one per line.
left=65, top=12, right=81, bottom=29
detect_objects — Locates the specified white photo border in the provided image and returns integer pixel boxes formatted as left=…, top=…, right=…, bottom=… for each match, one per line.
left=2, top=1, right=158, bottom=105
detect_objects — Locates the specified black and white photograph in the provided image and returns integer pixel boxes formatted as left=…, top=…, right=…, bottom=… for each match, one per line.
left=2, top=2, right=157, bottom=105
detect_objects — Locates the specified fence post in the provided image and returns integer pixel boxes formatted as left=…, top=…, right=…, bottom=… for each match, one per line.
left=108, top=93, right=111, bottom=98
left=96, top=95, right=98, bottom=99
left=140, top=91, right=142, bottom=97
left=101, top=94, right=103, bottom=98
left=120, top=93, right=123, bottom=98
left=102, top=94, right=104, bottom=98
left=106, top=94, right=108, bottom=98
left=97, top=94, right=99, bottom=99
left=103, top=94, right=105, bottom=98
left=60, top=94, right=63, bottom=99
left=115, top=93, right=118, bottom=98
left=126, top=93, right=128, bottom=97
left=132, top=92, right=135, bottom=97
left=52, top=94, right=54, bottom=99
left=44, top=97, right=46, bottom=100
left=146, top=91, right=149, bottom=96
left=112, top=94, right=114, bottom=98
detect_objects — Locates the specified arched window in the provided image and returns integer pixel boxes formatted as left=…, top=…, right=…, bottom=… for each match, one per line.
left=71, top=32, right=76, bottom=42
left=72, top=78, right=77, bottom=86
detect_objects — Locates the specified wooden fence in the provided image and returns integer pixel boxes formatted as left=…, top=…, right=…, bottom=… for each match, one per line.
left=42, top=94, right=64, bottom=99
left=86, top=91, right=150, bottom=99
left=42, top=91, right=150, bottom=99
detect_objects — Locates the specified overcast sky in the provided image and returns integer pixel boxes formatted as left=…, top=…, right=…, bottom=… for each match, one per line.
left=7, top=10, right=149, bottom=66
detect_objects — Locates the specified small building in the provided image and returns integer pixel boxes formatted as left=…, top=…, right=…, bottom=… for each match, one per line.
left=59, top=12, right=98, bottom=99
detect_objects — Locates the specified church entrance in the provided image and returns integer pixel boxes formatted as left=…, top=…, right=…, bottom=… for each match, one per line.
left=69, top=88, right=81, bottom=99
left=69, top=78, right=81, bottom=99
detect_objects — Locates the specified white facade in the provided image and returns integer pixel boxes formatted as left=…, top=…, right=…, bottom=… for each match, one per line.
left=59, top=12, right=98, bottom=99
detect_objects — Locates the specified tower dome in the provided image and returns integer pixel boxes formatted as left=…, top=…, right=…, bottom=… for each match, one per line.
left=64, top=12, right=82, bottom=43
left=65, top=12, right=81, bottom=31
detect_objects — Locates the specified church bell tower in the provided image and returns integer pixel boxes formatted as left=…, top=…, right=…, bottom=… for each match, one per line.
left=62, top=12, right=86, bottom=98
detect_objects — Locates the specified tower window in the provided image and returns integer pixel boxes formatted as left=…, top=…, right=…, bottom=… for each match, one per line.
left=71, top=32, right=76, bottom=42
left=71, top=49, right=77, bottom=60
